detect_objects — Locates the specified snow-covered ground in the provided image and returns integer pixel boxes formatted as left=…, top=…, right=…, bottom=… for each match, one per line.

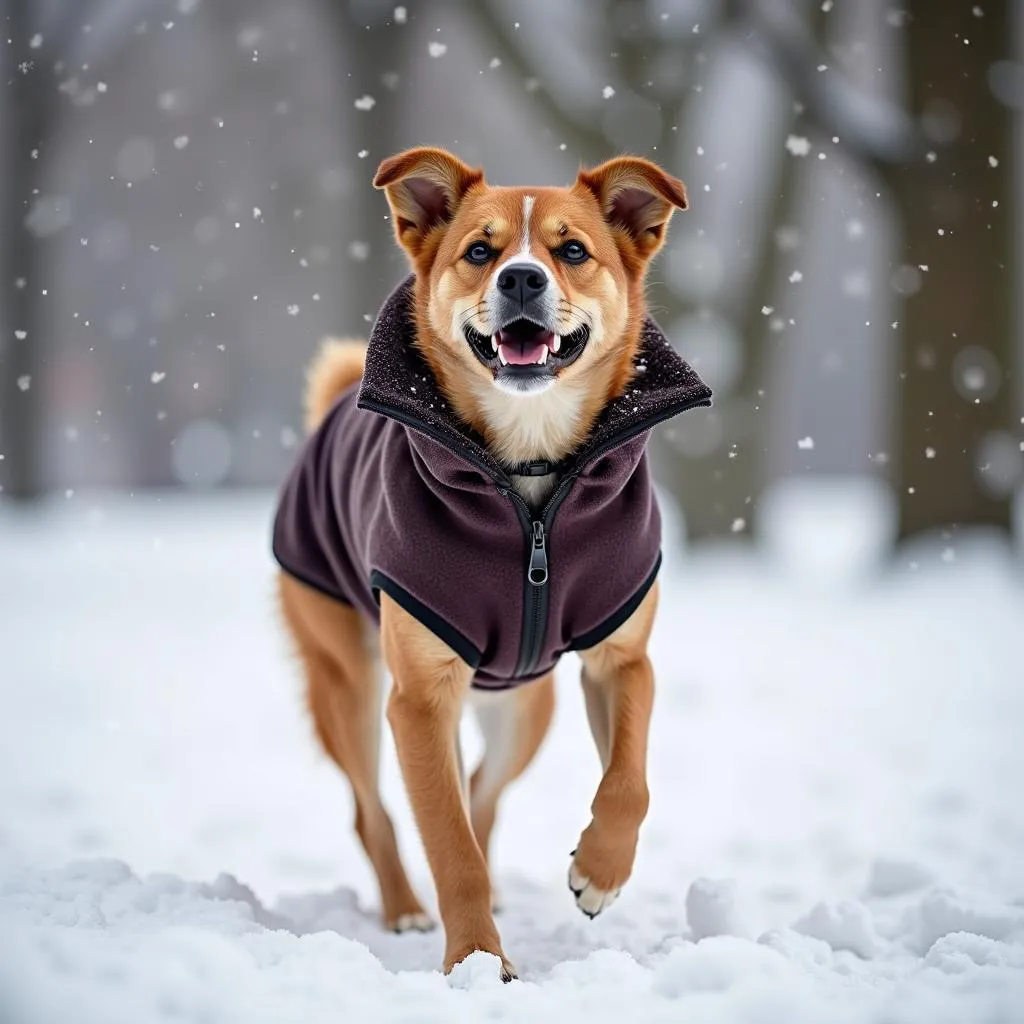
left=1, top=486, right=1023, bottom=1023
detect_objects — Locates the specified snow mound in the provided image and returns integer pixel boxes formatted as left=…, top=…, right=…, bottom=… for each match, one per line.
left=685, top=877, right=747, bottom=939
left=865, top=858, right=935, bottom=898
left=2, top=860, right=1024, bottom=1023
left=792, top=900, right=879, bottom=959
left=899, top=888, right=1024, bottom=956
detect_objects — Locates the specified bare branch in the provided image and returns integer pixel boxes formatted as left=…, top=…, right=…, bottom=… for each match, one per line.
left=725, top=0, right=926, bottom=171
left=454, top=0, right=609, bottom=162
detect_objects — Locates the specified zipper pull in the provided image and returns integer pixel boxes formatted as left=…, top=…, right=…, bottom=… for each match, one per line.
left=528, top=521, right=548, bottom=586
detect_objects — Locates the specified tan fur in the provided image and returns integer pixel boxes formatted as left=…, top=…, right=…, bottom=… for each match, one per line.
left=276, top=149, right=686, bottom=978
left=303, top=338, right=366, bottom=433
left=372, top=150, right=687, bottom=468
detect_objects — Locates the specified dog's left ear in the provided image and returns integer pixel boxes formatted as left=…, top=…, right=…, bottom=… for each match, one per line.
left=373, top=147, right=483, bottom=259
left=576, top=156, right=688, bottom=260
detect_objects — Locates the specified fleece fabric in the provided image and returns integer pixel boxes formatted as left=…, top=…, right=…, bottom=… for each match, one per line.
left=272, top=275, right=711, bottom=688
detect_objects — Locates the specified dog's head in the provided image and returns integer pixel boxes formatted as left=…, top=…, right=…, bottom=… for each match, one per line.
left=373, top=148, right=687, bottom=454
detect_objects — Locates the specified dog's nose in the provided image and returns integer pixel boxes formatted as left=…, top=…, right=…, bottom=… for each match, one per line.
left=497, top=263, right=547, bottom=305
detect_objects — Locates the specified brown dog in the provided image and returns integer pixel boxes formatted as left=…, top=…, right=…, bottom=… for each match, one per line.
left=274, top=148, right=710, bottom=979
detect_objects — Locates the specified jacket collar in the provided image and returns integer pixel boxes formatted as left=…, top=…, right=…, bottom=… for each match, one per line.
left=357, top=275, right=712, bottom=485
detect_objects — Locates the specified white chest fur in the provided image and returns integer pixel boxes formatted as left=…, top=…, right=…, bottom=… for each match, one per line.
left=510, top=472, right=558, bottom=511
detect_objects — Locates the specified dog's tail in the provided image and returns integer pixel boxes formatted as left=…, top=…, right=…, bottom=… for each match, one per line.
left=303, top=338, right=367, bottom=433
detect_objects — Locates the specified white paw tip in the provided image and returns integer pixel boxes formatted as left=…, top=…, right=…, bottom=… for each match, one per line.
left=569, top=861, right=621, bottom=918
left=392, top=911, right=433, bottom=933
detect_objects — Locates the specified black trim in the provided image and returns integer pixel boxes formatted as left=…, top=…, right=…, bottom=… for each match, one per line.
left=370, top=570, right=482, bottom=669
left=506, top=457, right=572, bottom=478
left=274, top=554, right=353, bottom=605
left=569, top=552, right=662, bottom=652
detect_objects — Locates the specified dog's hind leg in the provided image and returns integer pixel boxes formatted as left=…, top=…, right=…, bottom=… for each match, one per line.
left=468, top=674, right=555, bottom=895
left=277, top=572, right=431, bottom=933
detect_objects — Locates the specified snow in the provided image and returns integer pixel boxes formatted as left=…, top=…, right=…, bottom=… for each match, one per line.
left=785, top=135, right=811, bottom=157
left=1, top=487, right=1023, bottom=1022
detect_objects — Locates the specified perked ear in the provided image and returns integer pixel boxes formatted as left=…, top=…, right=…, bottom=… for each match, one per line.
left=575, top=156, right=688, bottom=259
left=373, top=147, right=484, bottom=257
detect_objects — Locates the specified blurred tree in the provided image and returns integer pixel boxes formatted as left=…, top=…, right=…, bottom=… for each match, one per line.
left=1, top=0, right=52, bottom=500
left=323, top=0, right=414, bottom=334
left=0, top=0, right=158, bottom=500
left=890, top=1, right=1017, bottom=539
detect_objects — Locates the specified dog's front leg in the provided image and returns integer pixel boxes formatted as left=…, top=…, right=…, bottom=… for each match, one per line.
left=570, top=582, right=659, bottom=918
left=380, top=594, right=515, bottom=980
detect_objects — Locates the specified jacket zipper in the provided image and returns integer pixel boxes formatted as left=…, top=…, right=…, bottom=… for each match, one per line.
left=504, top=473, right=576, bottom=678
left=363, top=393, right=711, bottom=679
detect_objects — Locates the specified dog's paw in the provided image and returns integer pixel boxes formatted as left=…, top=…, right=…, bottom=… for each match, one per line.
left=567, top=823, right=637, bottom=919
left=568, top=857, right=622, bottom=919
left=445, top=946, right=517, bottom=983
left=389, top=911, right=435, bottom=934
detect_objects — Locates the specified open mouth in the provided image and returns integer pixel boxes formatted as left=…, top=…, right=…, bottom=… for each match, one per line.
left=463, top=318, right=590, bottom=377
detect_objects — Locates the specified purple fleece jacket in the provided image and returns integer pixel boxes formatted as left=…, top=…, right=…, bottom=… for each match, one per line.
left=272, top=276, right=711, bottom=689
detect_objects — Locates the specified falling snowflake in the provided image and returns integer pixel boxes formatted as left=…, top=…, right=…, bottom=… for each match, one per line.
left=846, top=219, right=864, bottom=239
left=174, top=135, right=189, bottom=150
left=17, top=376, right=31, bottom=392
left=785, top=135, right=811, bottom=157
left=789, top=270, right=803, bottom=283
left=151, top=372, right=166, bottom=383
left=354, top=95, right=376, bottom=111
left=797, top=436, right=815, bottom=450
left=29, top=33, right=43, bottom=48
left=287, top=304, right=300, bottom=316
left=731, top=518, right=746, bottom=533
left=489, top=57, right=501, bottom=69
left=357, top=149, right=368, bottom=158
left=988, top=155, right=999, bottom=167
left=428, top=41, right=447, bottom=58
left=761, top=305, right=773, bottom=316
left=602, top=85, right=615, bottom=99
left=394, top=6, right=407, bottom=23
left=925, top=447, right=936, bottom=459
left=14, top=330, right=27, bottom=340
left=349, top=241, right=370, bottom=261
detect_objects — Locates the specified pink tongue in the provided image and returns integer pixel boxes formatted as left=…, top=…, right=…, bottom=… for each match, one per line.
left=498, top=329, right=554, bottom=365
left=500, top=340, right=548, bottom=365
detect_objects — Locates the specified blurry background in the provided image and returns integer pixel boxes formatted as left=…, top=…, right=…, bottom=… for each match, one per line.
left=2, top=0, right=1022, bottom=548
left=3, top=6, right=1024, bottom=1014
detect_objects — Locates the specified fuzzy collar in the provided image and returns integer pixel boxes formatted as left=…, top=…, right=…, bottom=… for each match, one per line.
left=357, top=275, right=712, bottom=483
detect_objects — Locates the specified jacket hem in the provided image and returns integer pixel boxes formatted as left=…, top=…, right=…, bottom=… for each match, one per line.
left=568, top=552, right=662, bottom=652
left=370, top=570, right=483, bottom=670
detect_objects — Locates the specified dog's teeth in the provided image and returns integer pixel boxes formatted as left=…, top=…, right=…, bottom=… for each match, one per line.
left=552, top=335, right=561, bottom=354
left=498, top=346, right=508, bottom=366
left=491, top=335, right=499, bottom=353
left=538, top=347, right=548, bottom=365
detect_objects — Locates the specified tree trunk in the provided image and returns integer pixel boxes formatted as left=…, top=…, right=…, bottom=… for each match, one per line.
left=326, top=1, right=413, bottom=334
left=0, top=1, right=50, bottom=501
left=892, top=0, right=1015, bottom=540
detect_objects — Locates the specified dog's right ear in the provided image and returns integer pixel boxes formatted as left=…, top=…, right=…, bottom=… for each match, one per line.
left=373, top=147, right=484, bottom=259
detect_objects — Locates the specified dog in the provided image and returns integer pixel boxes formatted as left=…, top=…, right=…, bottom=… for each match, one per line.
left=272, top=147, right=711, bottom=979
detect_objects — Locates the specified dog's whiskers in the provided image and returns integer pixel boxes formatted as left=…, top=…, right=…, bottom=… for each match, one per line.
left=459, top=301, right=489, bottom=331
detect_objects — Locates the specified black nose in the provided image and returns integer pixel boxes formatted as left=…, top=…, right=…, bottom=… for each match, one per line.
left=497, top=263, right=547, bottom=305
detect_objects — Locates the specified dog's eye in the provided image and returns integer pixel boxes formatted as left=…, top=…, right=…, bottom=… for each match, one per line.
left=556, top=240, right=589, bottom=265
left=464, top=242, right=494, bottom=265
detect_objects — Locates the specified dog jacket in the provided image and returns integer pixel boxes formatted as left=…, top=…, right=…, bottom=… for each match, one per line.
left=272, top=276, right=712, bottom=689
